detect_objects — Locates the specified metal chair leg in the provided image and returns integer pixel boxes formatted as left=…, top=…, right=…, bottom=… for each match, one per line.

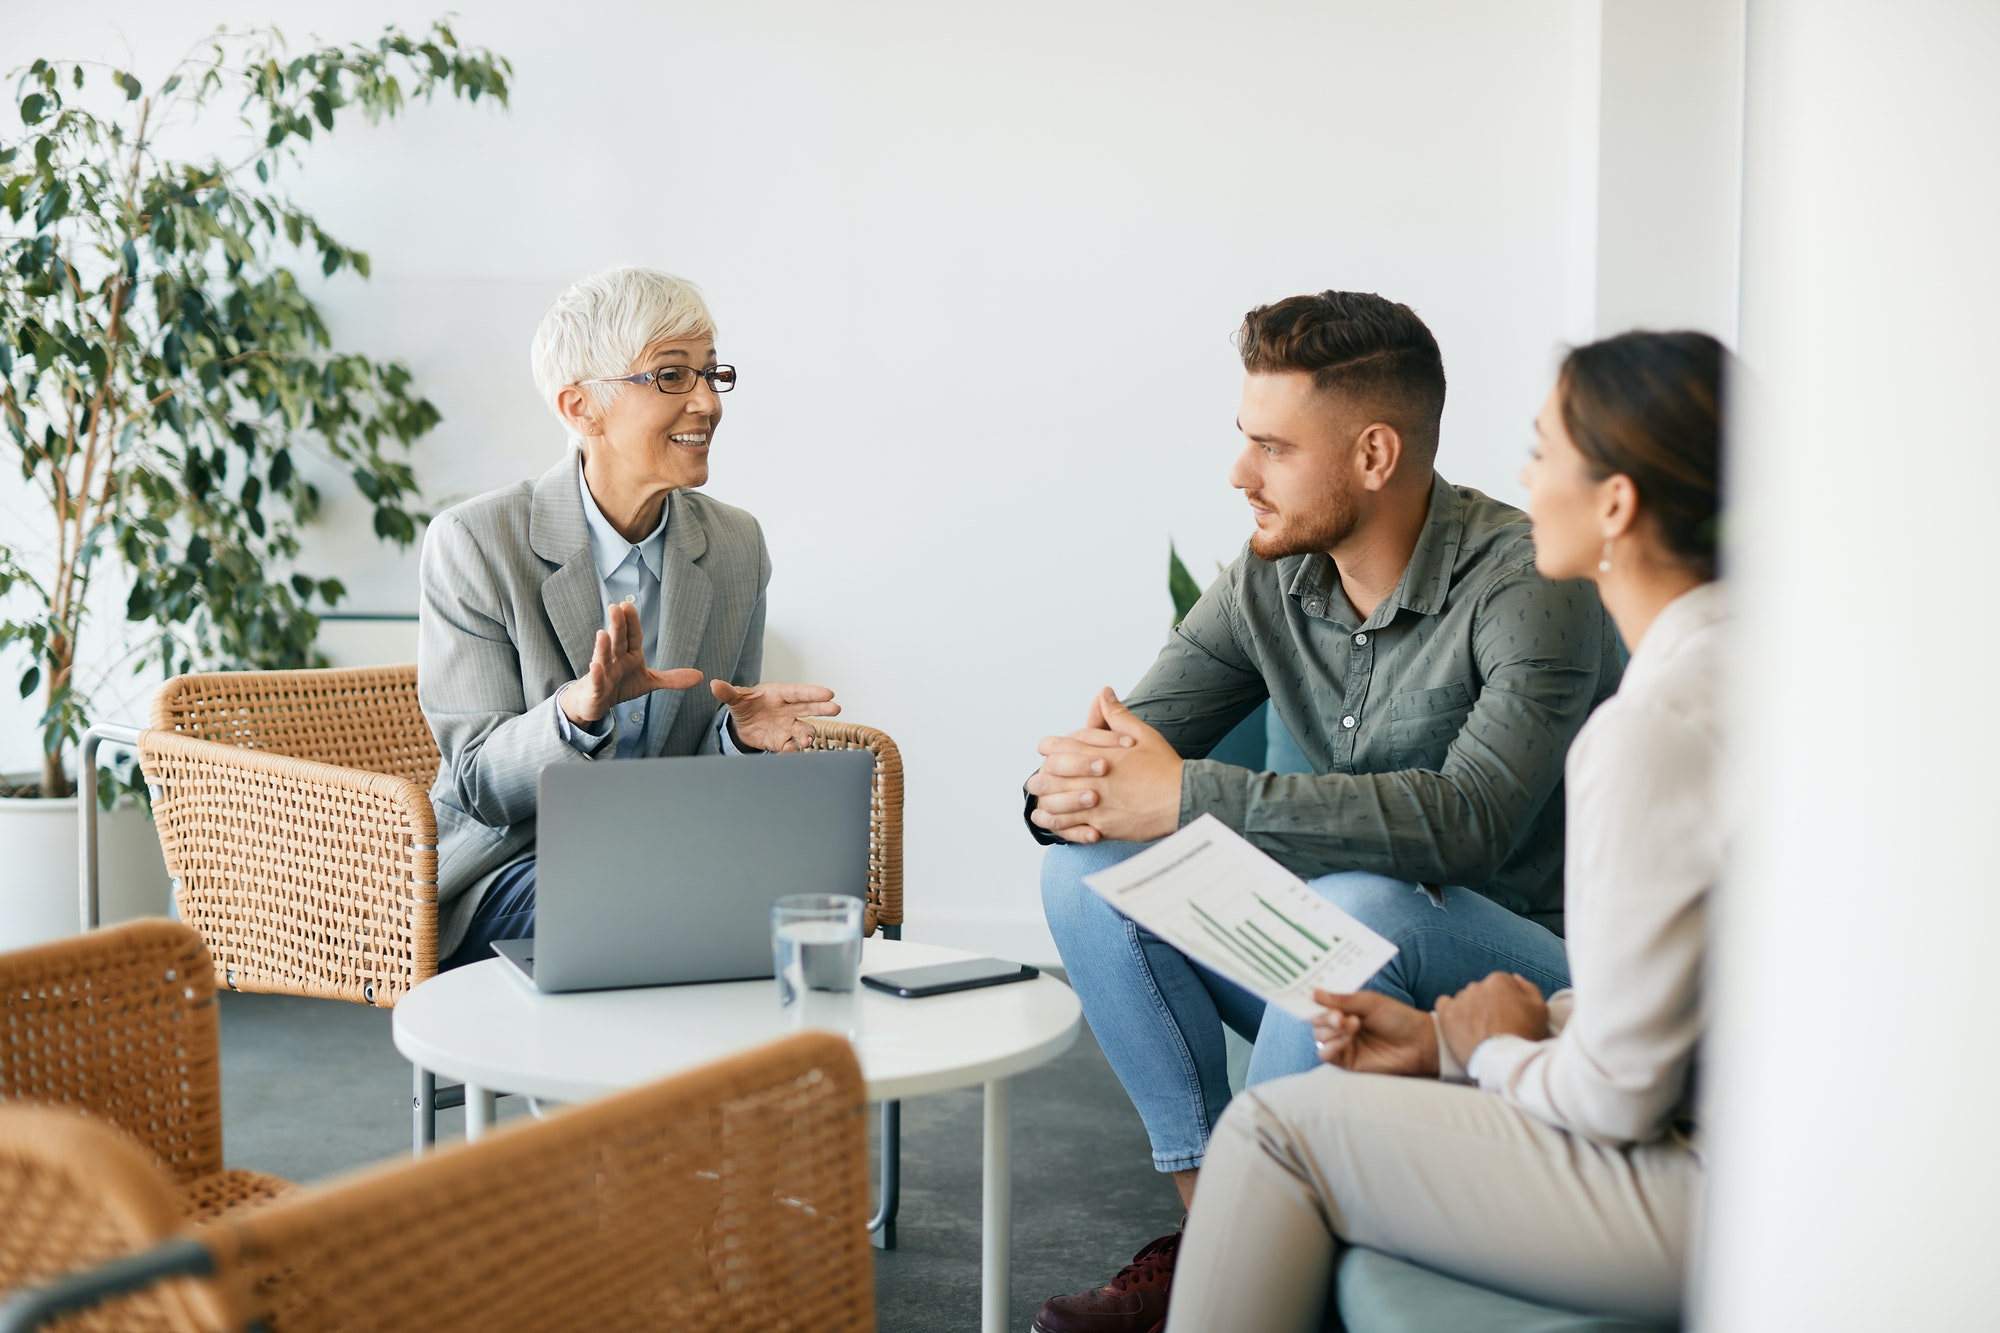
left=413, top=1067, right=437, bottom=1157
left=868, top=1099, right=901, bottom=1250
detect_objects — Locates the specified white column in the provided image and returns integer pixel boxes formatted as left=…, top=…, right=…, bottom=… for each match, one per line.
left=1700, top=2, right=2000, bottom=1328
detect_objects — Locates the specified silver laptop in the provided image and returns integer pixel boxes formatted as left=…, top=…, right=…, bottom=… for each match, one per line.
left=492, top=750, right=873, bottom=993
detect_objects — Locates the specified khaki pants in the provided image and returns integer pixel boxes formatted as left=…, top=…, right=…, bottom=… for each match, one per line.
left=1164, top=1067, right=1700, bottom=1331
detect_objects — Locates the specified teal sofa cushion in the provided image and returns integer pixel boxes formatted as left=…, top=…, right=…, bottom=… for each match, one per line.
left=1337, top=1249, right=1673, bottom=1333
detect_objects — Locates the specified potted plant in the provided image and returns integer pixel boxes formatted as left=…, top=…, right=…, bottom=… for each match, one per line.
left=0, top=21, right=510, bottom=946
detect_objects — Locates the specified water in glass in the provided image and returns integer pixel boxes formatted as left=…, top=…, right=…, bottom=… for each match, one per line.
left=773, top=895, right=863, bottom=1038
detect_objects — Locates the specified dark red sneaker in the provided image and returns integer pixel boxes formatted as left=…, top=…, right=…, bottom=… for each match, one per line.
left=1032, top=1229, right=1181, bottom=1333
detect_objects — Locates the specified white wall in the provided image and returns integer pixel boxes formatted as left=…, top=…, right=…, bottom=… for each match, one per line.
left=1700, top=1, right=2000, bottom=1326
left=1584, top=0, right=1745, bottom=342
left=7, top=1, right=1593, bottom=957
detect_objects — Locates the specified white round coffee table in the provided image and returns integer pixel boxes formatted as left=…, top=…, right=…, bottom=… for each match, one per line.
left=392, top=938, right=1081, bottom=1333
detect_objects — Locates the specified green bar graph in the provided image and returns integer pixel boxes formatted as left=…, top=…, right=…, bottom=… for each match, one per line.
left=1189, top=895, right=1340, bottom=988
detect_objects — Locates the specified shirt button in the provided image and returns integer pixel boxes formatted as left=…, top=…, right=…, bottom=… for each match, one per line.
left=1304, top=599, right=1324, bottom=616
left=623, top=595, right=635, bottom=604
left=1354, top=632, right=1368, bottom=646
left=1341, top=715, right=1357, bottom=729
left=628, top=712, right=642, bottom=724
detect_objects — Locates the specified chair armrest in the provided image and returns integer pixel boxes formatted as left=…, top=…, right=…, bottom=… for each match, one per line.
left=0, top=1107, right=233, bottom=1333
left=138, top=729, right=438, bottom=1006
left=806, top=721, right=904, bottom=935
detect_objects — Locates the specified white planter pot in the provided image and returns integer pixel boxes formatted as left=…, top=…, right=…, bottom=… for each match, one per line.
left=0, top=792, right=174, bottom=952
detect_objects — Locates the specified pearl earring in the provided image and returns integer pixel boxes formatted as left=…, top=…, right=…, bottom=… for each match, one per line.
left=1598, top=540, right=1613, bottom=574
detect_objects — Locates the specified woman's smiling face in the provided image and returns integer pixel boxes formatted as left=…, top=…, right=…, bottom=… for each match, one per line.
left=592, top=336, right=724, bottom=495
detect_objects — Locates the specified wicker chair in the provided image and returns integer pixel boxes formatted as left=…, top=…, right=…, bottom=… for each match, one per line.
left=0, top=919, right=296, bottom=1231
left=0, top=1033, right=874, bottom=1333
left=134, top=663, right=908, bottom=1223
left=0, top=1106, right=234, bottom=1333
left=137, top=665, right=906, bottom=1004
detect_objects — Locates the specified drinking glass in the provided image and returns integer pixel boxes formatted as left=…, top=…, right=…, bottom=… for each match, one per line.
left=772, top=894, right=864, bottom=1039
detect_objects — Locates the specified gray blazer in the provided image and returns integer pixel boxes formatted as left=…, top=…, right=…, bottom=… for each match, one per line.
left=416, top=447, right=769, bottom=956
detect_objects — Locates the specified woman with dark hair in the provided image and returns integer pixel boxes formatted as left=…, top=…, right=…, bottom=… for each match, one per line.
left=1161, top=331, right=1726, bottom=1331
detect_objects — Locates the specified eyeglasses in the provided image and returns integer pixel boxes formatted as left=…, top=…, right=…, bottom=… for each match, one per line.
left=581, top=364, right=737, bottom=395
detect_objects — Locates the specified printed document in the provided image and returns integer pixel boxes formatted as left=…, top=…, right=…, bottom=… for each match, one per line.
left=1082, top=815, right=1398, bottom=1020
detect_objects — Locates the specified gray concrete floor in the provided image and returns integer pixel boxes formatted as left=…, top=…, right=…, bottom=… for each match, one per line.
left=215, top=983, right=1185, bottom=1333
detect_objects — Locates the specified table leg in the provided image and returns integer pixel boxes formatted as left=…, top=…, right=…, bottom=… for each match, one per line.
left=869, top=1100, right=901, bottom=1251
left=465, top=1083, right=497, bottom=1142
left=982, top=1077, right=1012, bottom=1333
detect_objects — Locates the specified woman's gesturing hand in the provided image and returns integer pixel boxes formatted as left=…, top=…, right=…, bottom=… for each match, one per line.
left=710, top=679, right=841, bottom=752
left=561, top=601, right=704, bottom=725
left=1309, top=989, right=1441, bottom=1078
left=1433, top=971, right=1550, bottom=1068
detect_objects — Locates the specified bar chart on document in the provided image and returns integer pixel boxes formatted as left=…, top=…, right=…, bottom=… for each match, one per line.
left=1082, top=814, right=1399, bottom=1020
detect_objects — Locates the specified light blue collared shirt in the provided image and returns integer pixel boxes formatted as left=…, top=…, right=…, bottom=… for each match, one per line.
left=555, top=462, right=741, bottom=757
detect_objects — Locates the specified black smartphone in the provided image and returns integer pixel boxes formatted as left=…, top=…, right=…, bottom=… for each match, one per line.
left=861, top=957, right=1039, bottom=998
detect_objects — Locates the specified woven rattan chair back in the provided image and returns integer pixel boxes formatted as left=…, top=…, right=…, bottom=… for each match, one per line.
left=141, top=667, right=439, bottom=1006
left=0, top=1105, right=232, bottom=1332
left=197, top=1031, right=874, bottom=1333
left=0, top=921, right=225, bottom=1184
left=148, top=666, right=439, bottom=787
left=806, top=722, right=904, bottom=936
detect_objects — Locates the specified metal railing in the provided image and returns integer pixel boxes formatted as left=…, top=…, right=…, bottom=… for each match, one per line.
left=77, top=720, right=143, bottom=931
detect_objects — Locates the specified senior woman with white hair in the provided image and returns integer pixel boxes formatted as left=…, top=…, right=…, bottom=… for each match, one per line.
left=417, top=266, right=838, bottom=969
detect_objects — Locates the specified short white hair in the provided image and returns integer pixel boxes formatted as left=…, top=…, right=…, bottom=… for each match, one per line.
left=530, top=267, right=717, bottom=437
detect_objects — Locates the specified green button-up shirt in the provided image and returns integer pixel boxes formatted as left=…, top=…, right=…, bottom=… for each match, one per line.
left=1126, top=474, right=1621, bottom=930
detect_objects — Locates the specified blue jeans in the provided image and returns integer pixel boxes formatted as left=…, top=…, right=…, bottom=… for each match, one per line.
left=440, top=858, right=538, bottom=971
left=1042, top=840, right=1570, bottom=1172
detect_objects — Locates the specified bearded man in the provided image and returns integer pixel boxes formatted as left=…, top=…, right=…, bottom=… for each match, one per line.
left=1024, top=291, right=1623, bottom=1333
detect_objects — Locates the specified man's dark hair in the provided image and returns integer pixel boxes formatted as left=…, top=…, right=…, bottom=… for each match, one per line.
left=1237, top=291, right=1448, bottom=459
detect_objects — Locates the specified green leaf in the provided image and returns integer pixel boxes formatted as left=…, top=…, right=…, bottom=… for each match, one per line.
left=18, top=665, right=39, bottom=699
left=1168, top=541, right=1202, bottom=627
left=372, top=507, right=414, bottom=543
left=21, top=94, right=45, bottom=124
left=33, top=181, right=66, bottom=229
left=290, top=574, right=313, bottom=597
left=119, top=72, right=142, bottom=100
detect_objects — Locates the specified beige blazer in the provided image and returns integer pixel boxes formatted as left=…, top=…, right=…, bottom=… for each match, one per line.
left=416, top=447, right=769, bottom=955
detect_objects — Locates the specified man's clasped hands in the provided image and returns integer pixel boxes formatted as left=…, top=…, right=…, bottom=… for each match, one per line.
left=1027, top=684, right=1552, bottom=1075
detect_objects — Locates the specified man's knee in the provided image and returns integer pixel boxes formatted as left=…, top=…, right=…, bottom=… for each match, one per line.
left=1040, top=840, right=1144, bottom=933
left=1303, top=870, right=1438, bottom=940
